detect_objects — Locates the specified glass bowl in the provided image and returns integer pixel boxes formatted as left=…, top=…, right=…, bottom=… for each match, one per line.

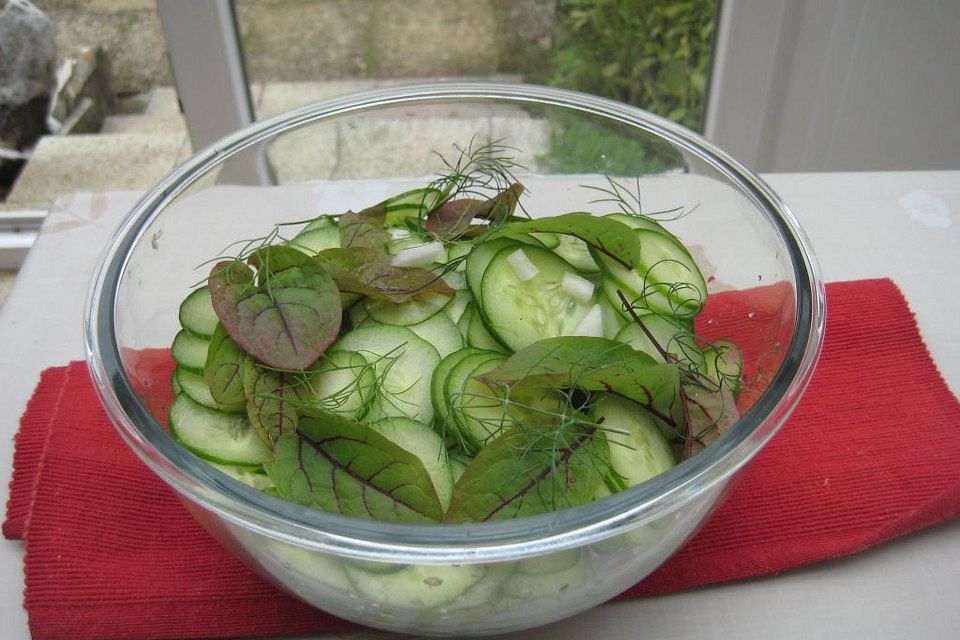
left=84, top=83, right=824, bottom=636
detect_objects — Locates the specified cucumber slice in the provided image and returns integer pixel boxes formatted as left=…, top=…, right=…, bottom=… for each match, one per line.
left=552, top=233, right=599, bottom=274
left=365, top=291, right=451, bottom=326
left=346, top=562, right=486, bottom=610
left=169, top=393, right=271, bottom=466
left=443, top=289, right=471, bottom=324
left=171, top=329, right=210, bottom=372
left=465, top=235, right=540, bottom=306
left=605, top=211, right=671, bottom=234
left=479, top=245, right=594, bottom=352
left=593, top=395, right=675, bottom=488
left=594, top=228, right=707, bottom=318
left=178, top=287, right=219, bottom=337
left=175, top=366, right=245, bottom=413
left=408, top=310, right=464, bottom=358
left=613, top=312, right=695, bottom=363
left=464, top=302, right=509, bottom=353
left=431, top=347, right=487, bottom=433
left=300, top=214, right=337, bottom=233
left=369, top=417, right=454, bottom=510
left=209, top=462, right=275, bottom=491
left=444, top=351, right=507, bottom=452
left=304, top=350, right=376, bottom=419
left=382, top=187, right=445, bottom=226
left=441, top=268, right=467, bottom=291
left=288, top=225, right=340, bottom=254
left=700, top=339, right=743, bottom=395
left=445, top=241, right=473, bottom=264
left=334, top=323, right=441, bottom=423
left=502, top=550, right=590, bottom=600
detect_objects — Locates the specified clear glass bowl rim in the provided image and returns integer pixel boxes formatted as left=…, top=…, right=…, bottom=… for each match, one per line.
left=84, top=82, right=825, bottom=563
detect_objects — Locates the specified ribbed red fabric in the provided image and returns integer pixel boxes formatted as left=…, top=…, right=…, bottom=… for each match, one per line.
left=4, top=278, right=959, bottom=640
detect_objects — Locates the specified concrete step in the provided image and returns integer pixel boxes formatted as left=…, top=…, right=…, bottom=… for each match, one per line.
left=101, top=112, right=188, bottom=135
left=5, top=132, right=189, bottom=208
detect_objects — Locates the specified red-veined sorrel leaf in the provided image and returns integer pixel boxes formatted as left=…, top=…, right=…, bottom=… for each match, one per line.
left=489, top=212, right=640, bottom=269
left=266, top=407, right=443, bottom=523
left=203, top=323, right=246, bottom=406
left=242, top=359, right=307, bottom=448
left=444, top=426, right=608, bottom=522
left=481, top=336, right=681, bottom=426
left=426, top=183, right=525, bottom=239
left=317, top=246, right=453, bottom=303
left=208, top=246, right=342, bottom=370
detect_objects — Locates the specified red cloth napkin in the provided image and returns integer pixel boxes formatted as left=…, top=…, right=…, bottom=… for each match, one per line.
left=4, top=278, right=960, bottom=640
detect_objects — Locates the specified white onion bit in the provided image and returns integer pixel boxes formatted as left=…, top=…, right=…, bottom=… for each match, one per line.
left=390, top=241, right=445, bottom=268
left=506, top=248, right=539, bottom=281
left=560, top=272, right=596, bottom=304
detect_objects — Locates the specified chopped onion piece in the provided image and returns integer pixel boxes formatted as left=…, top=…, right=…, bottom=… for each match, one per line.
left=387, top=227, right=411, bottom=240
left=560, top=272, right=595, bottom=304
left=390, top=241, right=445, bottom=268
left=506, top=248, right=539, bottom=281
left=572, top=304, right=604, bottom=337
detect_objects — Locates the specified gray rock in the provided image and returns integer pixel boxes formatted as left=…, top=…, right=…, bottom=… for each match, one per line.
left=49, top=45, right=116, bottom=134
left=0, top=0, right=55, bottom=150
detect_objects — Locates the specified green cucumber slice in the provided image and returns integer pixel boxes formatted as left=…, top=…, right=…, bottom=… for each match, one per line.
left=169, top=393, right=271, bottom=466
left=171, top=329, right=210, bottom=372
left=334, top=323, right=441, bottom=424
left=365, top=291, right=451, bottom=326
left=593, top=395, right=675, bottom=489
left=304, top=350, right=376, bottom=419
left=444, top=351, right=507, bottom=452
left=431, top=347, right=487, bottom=433
left=288, top=225, right=341, bottom=254
left=594, top=228, right=707, bottom=318
left=178, top=287, right=219, bottom=337
left=346, top=562, right=486, bottom=610
left=479, top=244, right=594, bottom=351
left=408, top=310, right=464, bottom=358
left=369, top=416, right=454, bottom=511
left=175, top=366, right=245, bottom=413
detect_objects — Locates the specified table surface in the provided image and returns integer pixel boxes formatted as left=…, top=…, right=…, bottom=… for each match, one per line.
left=1, top=171, right=958, bottom=640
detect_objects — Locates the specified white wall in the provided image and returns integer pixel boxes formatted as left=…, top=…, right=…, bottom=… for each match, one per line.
left=706, top=0, right=960, bottom=172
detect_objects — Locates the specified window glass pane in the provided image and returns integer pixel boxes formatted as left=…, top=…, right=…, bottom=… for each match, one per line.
left=235, top=0, right=717, bottom=132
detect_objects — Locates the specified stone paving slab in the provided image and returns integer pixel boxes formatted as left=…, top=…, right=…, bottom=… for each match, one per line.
left=5, top=132, right=188, bottom=207
left=100, top=111, right=187, bottom=135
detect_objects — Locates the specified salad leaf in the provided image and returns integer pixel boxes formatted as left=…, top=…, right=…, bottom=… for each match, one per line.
left=208, top=246, right=342, bottom=370
left=444, top=425, right=608, bottom=522
left=242, top=359, right=305, bottom=448
left=317, top=246, right=453, bottom=302
left=339, top=203, right=390, bottom=249
left=679, top=385, right=740, bottom=459
left=481, top=336, right=681, bottom=425
left=203, top=323, right=246, bottom=406
left=426, top=183, right=524, bottom=239
left=489, top=213, right=640, bottom=269
left=382, top=187, right=447, bottom=227
left=266, top=408, right=443, bottom=523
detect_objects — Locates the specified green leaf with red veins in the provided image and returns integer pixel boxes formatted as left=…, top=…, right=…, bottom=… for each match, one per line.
left=338, top=202, right=390, bottom=249
left=203, top=323, right=246, bottom=405
left=266, top=407, right=443, bottom=523
left=317, top=246, right=453, bottom=303
left=444, top=425, right=608, bottom=523
left=207, top=249, right=342, bottom=370
left=481, top=336, right=681, bottom=428
left=426, top=183, right=525, bottom=239
left=488, top=212, right=641, bottom=270
left=242, top=359, right=306, bottom=448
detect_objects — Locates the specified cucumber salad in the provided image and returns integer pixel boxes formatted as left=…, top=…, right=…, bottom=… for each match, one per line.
left=168, top=144, right=743, bottom=524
